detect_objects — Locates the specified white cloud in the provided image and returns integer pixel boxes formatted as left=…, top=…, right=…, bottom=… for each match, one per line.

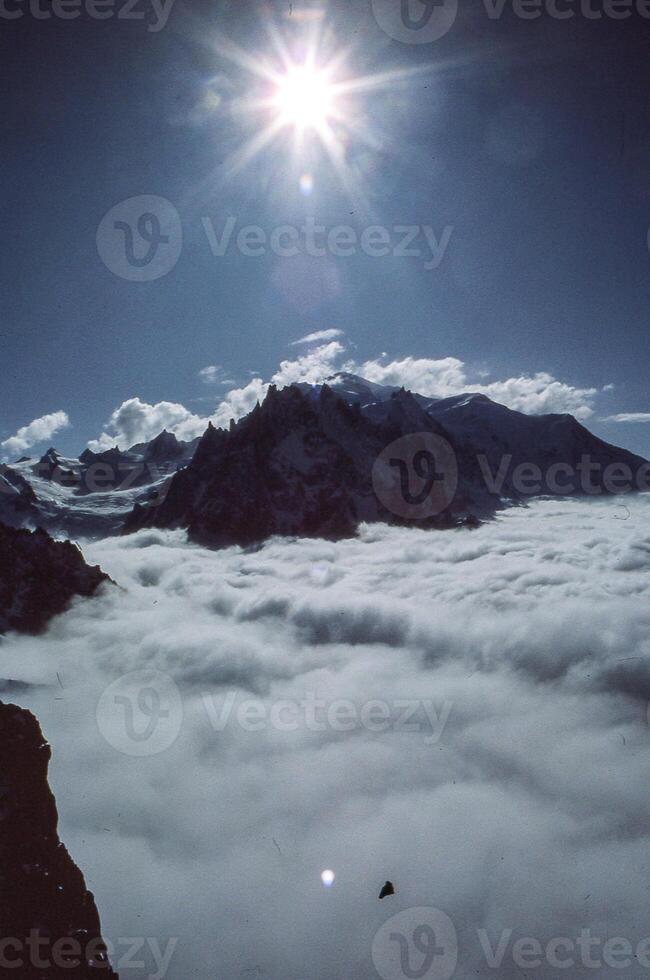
left=211, top=378, right=269, bottom=429
left=602, top=413, right=650, bottom=424
left=477, top=372, right=598, bottom=419
left=354, top=355, right=599, bottom=418
left=290, top=329, right=344, bottom=346
left=88, top=398, right=206, bottom=451
left=272, top=340, right=345, bottom=386
left=353, top=355, right=468, bottom=397
left=198, top=365, right=221, bottom=384
left=1, top=410, right=70, bottom=457
left=3, top=496, right=650, bottom=979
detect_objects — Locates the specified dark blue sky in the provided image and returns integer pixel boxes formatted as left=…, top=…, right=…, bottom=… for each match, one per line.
left=1, top=0, right=649, bottom=459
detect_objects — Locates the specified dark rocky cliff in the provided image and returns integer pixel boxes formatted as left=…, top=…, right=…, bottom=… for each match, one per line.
left=0, top=701, right=118, bottom=978
left=0, top=523, right=109, bottom=634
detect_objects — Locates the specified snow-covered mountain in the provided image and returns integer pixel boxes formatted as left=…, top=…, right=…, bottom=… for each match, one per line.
left=124, top=383, right=494, bottom=546
left=4, top=374, right=647, bottom=545
left=322, top=372, right=649, bottom=500
left=124, top=377, right=648, bottom=547
left=2, top=431, right=198, bottom=537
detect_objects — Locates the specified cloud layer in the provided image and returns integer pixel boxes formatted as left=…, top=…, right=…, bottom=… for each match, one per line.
left=2, top=496, right=650, bottom=978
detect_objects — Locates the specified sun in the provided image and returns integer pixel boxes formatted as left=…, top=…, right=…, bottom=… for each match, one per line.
left=272, top=65, right=335, bottom=132
left=205, top=23, right=432, bottom=205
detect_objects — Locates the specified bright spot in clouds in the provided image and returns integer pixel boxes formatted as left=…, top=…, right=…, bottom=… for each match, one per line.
left=299, top=172, right=314, bottom=195
left=320, top=869, right=335, bottom=887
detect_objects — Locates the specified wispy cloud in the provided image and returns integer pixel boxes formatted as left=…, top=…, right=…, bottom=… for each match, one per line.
left=198, top=365, right=221, bottom=384
left=290, top=329, right=344, bottom=346
left=1, top=410, right=70, bottom=457
left=602, top=412, right=650, bottom=423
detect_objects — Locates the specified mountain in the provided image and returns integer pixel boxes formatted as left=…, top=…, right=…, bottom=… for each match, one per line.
left=124, top=383, right=499, bottom=546
left=124, top=376, right=648, bottom=548
left=0, top=701, right=118, bottom=978
left=423, top=392, right=649, bottom=498
left=7, top=373, right=647, bottom=546
left=5, top=432, right=198, bottom=538
left=0, top=523, right=109, bottom=634
left=319, top=373, right=649, bottom=500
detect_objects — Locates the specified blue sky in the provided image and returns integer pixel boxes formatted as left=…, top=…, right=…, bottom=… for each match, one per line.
left=1, top=0, right=649, bottom=460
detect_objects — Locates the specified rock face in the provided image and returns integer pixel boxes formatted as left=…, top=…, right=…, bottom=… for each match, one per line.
left=0, top=465, right=39, bottom=528
left=0, top=523, right=108, bottom=634
left=0, top=701, right=118, bottom=978
left=124, top=383, right=494, bottom=547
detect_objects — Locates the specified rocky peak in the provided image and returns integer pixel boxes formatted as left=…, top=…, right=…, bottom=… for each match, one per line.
left=144, top=429, right=183, bottom=461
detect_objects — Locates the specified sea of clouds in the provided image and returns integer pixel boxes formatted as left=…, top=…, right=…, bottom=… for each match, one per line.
left=1, top=495, right=650, bottom=979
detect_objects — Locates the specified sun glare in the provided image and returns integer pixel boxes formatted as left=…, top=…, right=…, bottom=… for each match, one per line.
left=206, top=23, right=432, bottom=206
left=273, top=66, right=335, bottom=131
